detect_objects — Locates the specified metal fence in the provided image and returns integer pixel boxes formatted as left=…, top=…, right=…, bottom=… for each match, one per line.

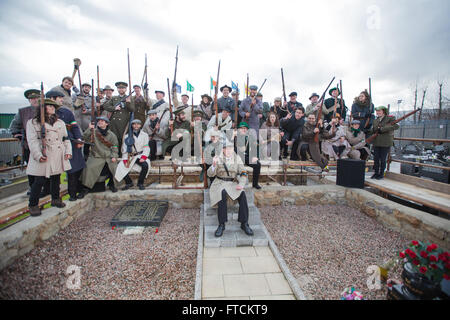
left=394, top=120, right=449, bottom=149
left=0, top=133, right=21, bottom=165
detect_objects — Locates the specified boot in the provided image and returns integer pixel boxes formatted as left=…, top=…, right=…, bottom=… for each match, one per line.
left=137, top=184, right=145, bottom=190
left=77, top=188, right=89, bottom=199
left=241, top=223, right=254, bottom=236
left=109, top=184, right=118, bottom=193
left=29, top=205, right=41, bottom=217
left=51, top=198, right=66, bottom=208
left=122, top=183, right=133, bottom=191
left=215, top=224, right=225, bottom=237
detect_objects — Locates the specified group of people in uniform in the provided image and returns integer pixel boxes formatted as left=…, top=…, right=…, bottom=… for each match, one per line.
left=9, top=75, right=399, bottom=238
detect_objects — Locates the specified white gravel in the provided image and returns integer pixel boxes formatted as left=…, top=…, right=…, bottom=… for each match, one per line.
left=260, top=205, right=411, bottom=300
left=0, top=206, right=199, bottom=300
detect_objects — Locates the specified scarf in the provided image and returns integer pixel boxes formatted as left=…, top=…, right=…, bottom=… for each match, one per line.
left=97, top=127, right=109, bottom=136
left=351, top=127, right=361, bottom=137
left=133, top=130, right=140, bottom=137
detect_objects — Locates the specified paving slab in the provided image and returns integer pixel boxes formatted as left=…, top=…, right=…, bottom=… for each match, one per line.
left=223, top=274, right=271, bottom=297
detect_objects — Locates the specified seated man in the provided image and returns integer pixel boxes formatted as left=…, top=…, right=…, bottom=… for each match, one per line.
left=143, top=109, right=165, bottom=160
left=297, top=113, right=336, bottom=172
left=205, top=106, right=233, bottom=142
left=234, top=122, right=261, bottom=189
left=321, top=114, right=348, bottom=160
left=207, top=141, right=253, bottom=238
left=115, top=119, right=151, bottom=190
left=161, top=108, right=191, bottom=157
left=280, top=107, right=305, bottom=160
left=79, top=117, right=119, bottom=195
left=342, top=120, right=369, bottom=160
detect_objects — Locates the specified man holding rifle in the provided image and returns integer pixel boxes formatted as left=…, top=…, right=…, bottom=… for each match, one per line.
left=239, top=85, right=263, bottom=137
left=324, top=87, right=347, bottom=122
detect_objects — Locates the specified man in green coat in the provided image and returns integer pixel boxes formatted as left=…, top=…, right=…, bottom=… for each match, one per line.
left=79, top=117, right=120, bottom=195
left=102, top=82, right=135, bottom=153
left=161, top=109, right=191, bottom=157
left=368, top=106, right=399, bottom=180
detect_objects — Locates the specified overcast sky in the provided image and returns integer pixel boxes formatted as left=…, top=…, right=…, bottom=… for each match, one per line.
left=0, top=0, right=449, bottom=113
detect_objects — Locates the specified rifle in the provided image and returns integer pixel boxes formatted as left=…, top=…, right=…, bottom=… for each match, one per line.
left=143, top=53, right=149, bottom=102
left=234, top=88, right=239, bottom=128
left=97, top=65, right=101, bottom=116
left=332, top=83, right=339, bottom=118
left=365, top=78, right=372, bottom=129
left=339, top=79, right=344, bottom=118
left=365, top=108, right=422, bottom=144
left=281, top=68, right=287, bottom=105
left=113, top=91, right=135, bottom=109
left=90, top=79, right=95, bottom=143
left=20, top=128, right=25, bottom=171
left=150, top=109, right=167, bottom=140
left=40, top=82, right=46, bottom=157
left=314, top=77, right=336, bottom=143
left=245, top=78, right=267, bottom=121
left=246, top=73, right=249, bottom=99
left=125, top=48, right=135, bottom=168
left=167, top=78, right=174, bottom=135
left=70, top=138, right=94, bottom=146
left=214, top=60, right=221, bottom=127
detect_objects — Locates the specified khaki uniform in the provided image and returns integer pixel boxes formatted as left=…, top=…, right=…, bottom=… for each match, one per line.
left=132, top=95, right=151, bottom=124
left=207, top=152, right=248, bottom=207
left=102, top=95, right=135, bottom=148
left=342, top=127, right=369, bottom=159
left=81, top=128, right=119, bottom=189
left=369, top=115, right=399, bottom=147
left=26, top=119, right=72, bottom=178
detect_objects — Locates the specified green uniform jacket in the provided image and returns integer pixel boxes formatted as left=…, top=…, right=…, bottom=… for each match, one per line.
left=102, top=96, right=135, bottom=146
left=132, top=95, right=151, bottom=124
left=369, top=115, right=399, bottom=147
left=161, top=119, right=191, bottom=155
left=81, top=128, right=119, bottom=189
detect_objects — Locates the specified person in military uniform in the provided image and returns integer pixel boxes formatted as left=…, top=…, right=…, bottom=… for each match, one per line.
left=143, top=110, right=164, bottom=160
left=161, top=109, right=191, bottom=157
left=234, top=122, right=262, bottom=189
left=26, top=99, right=72, bottom=216
left=207, top=141, right=253, bottom=238
left=298, top=113, right=336, bottom=172
left=50, top=76, right=75, bottom=112
left=100, top=85, right=114, bottom=117
left=79, top=117, right=119, bottom=195
left=131, top=85, right=151, bottom=124
left=280, top=107, right=306, bottom=160
left=239, top=85, right=263, bottom=137
left=198, top=94, right=213, bottom=125
left=341, top=120, right=369, bottom=160
left=368, top=106, right=399, bottom=180
left=323, top=87, right=347, bottom=122
left=284, top=92, right=303, bottom=114
left=115, top=119, right=150, bottom=190
left=212, top=85, right=236, bottom=124
left=101, top=82, right=135, bottom=153
left=351, top=90, right=374, bottom=134
left=9, top=89, right=41, bottom=192
left=46, top=90, right=86, bottom=201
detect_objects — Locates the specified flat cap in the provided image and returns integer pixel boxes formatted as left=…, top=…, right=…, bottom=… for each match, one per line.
left=96, top=116, right=110, bottom=123
left=103, top=85, right=114, bottom=91
left=289, top=92, right=297, bottom=97
left=24, top=89, right=41, bottom=99
left=45, top=90, right=65, bottom=98
left=131, top=119, right=142, bottom=125
left=115, top=82, right=128, bottom=88
left=147, top=110, right=158, bottom=115
left=249, top=85, right=258, bottom=91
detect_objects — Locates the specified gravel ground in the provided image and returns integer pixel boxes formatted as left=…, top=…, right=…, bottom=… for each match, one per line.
left=0, top=207, right=199, bottom=300
left=260, top=205, right=411, bottom=300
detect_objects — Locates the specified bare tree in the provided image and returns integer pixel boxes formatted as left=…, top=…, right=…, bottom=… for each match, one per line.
left=418, top=87, right=427, bottom=122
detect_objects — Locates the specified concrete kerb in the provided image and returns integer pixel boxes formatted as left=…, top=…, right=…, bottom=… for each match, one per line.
left=194, top=204, right=204, bottom=300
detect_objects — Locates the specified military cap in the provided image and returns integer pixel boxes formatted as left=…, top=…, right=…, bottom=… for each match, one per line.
left=155, top=90, right=165, bottom=95
left=309, top=93, right=320, bottom=100
left=24, top=89, right=41, bottom=99
left=193, top=110, right=206, bottom=118
left=351, top=120, right=361, bottom=125
left=147, top=109, right=158, bottom=115
left=133, top=85, right=141, bottom=89
left=96, top=116, right=110, bottom=123
left=329, top=87, right=340, bottom=96
left=256, top=92, right=263, bottom=97
left=45, top=90, right=65, bottom=98
left=181, top=94, right=189, bottom=98
left=238, top=122, right=249, bottom=129
left=103, top=85, right=114, bottom=92
left=131, top=119, right=142, bottom=125
left=115, top=82, right=128, bottom=88
left=274, top=97, right=282, bottom=102
left=201, top=94, right=213, bottom=102
left=41, top=98, right=60, bottom=108
left=174, top=108, right=186, bottom=116
left=82, top=83, right=92, bottom=88
left=375, top=106, right=388, bottom=112
left=289, top=92, right=298, bottom=97
left=220, top=85, right=232, bottom=92
left=249, top=85, right=258, bottom=91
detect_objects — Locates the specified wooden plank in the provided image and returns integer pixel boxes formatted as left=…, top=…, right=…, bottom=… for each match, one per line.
left=386, top=172, right=450, bottom=194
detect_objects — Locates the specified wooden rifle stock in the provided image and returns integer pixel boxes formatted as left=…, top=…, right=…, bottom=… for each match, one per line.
left=126, top=48, right=134, bottom=168
left=96, top=66, right=101, bottom=117
left=214, top=60, right=221, bottom=127
left=90, top=79, right=95, bottom=143
left=281, top=68, right=287, bottom=104
left=314, top=77, right=336, bottom=143
left=365, top=78, right=372, bottom=129
left=167, top=78, right=173, bottom=135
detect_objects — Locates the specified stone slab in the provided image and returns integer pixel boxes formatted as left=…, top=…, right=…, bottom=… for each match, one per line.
left=110, top=200, right=168, bottom=227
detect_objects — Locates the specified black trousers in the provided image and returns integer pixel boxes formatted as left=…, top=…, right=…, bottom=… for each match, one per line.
left=299, top=144, right=310, bottom=161
left=68, top=170, right=83, bottom=198
left=373, top=146, right=390, bottom=175
left=218, top=189, right=249, bottom=225
left=280, top=134, right=300, bottom=160
left=29, top=175, right=60, bottom=206
left=124, top=161, right=149, bottom=185
left=245, top=155, right=261, bottom=187
left=149, top=140, right=157, bottom=161
left=100, top=163, right=115, bottom=187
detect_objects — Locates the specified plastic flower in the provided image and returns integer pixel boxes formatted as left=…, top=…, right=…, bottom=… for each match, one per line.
left=429, top=255, right=437, bottom=262
left=411, top=240, right=419, bottom=246
left=399, top=252, right=406, bottom=259
left=420, top=251, right=428, bottom=259
left=419, top=266, right=427, bottom=274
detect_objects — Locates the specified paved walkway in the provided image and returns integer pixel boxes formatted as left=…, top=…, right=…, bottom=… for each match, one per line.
left=201, top=189, right=296, bottom=300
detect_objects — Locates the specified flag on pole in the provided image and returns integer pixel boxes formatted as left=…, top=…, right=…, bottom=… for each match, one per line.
left=232, top=81, right=238, bottom=91
left=186, top=81, right=194, bottom=92
left=175, top=83, right=181, bottom=94
left=210, top=77, right=217, bottom=90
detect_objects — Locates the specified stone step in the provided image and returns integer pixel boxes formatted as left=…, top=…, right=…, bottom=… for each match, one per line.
left=204, top=225, right=268, bottom=248
left=204, top=205, right=259, bottom=217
